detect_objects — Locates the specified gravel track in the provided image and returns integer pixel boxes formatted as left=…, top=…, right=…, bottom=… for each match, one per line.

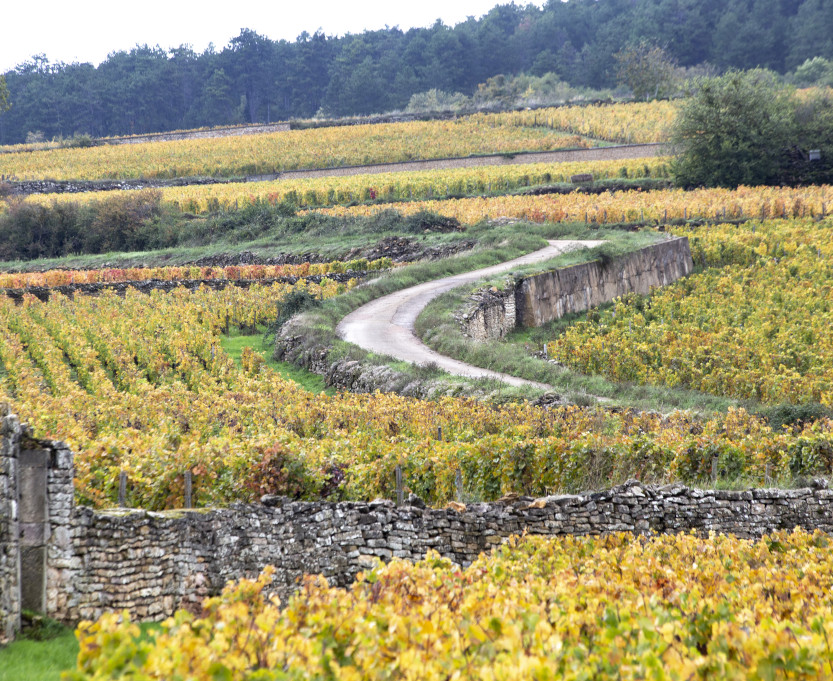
left=337, top=240, right=604, bottom=390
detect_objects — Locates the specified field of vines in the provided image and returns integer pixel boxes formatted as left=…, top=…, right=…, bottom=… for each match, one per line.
left=2, top=274, right=833, bottom=509
left=549, top=218, right=833, bottom=407
left=318, top=183, right=833, bottom=225
left=68, top=530, right=833, bottom=680
left=20, top=157, right=671, bottom=214
left=0, top=118, right=590, bottom=181
left=0, top=258, right=392, bottom=289
left=0, top=101, right=675, bottom=182
left=489, top=100, right=677, bottom=144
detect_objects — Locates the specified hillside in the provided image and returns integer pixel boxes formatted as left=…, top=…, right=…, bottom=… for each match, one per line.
left=2, top=0, right=832, bottom=143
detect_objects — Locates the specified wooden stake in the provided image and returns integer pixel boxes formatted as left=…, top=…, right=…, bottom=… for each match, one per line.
left=118, top=471, right=127, bottom=507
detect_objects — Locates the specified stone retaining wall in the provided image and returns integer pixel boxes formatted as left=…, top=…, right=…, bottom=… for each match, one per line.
left=3, top=407, right=833, bottom=633
left=459, top=237, right=693, bottom=339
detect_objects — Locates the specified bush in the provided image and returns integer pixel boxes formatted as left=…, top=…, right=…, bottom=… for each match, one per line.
left=58, top=134, right=98, bottom=149
left=671, top=70, right=795, bottom=188
left=671, top=69, right=833, bottom=188
left=756, top=402, right=833, bottom=431
left=0, top=198, right=82, bottom=260
left=80, top=190, right=164, bottom=253
left=403, top=210, right=462, bottom=234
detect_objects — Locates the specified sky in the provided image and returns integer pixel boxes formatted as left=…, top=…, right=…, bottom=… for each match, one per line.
left=1, top=0, right=548, bottom=73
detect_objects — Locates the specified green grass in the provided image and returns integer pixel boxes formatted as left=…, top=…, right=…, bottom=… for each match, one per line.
left=0, top=173, right=668, bottom=274
left=0, top=621, right=162, bottom=681
left=0, top=628, right=78, bottom=681
left=220, top=325, right=335, bottom=395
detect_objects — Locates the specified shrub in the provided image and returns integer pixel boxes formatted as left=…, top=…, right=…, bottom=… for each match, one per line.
left=671, top=69, right=833, bottom=188
left=671, top=70, right=795, bottom=188
left=80, top=190, right=163, bottom=253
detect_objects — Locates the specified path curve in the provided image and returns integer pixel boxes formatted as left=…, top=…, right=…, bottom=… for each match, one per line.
left=337, top=240, right=604, bottom=390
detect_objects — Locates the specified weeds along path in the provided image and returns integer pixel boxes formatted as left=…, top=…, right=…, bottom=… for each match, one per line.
left=337, top=240, right=604, bottom=390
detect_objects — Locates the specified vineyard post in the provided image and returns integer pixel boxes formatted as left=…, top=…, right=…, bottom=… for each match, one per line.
left=395, top=465, right=403, bottom=506
left=184, top=471, right=192, bottom=509
left=711, top=456, right=719, bottom=483
left=437, top=426, right=442, bottom=441
left=765, top=463, right=771, bottom=486
left=118, top=471, right=127, bottom=507
left=455, top=468, right=464, bottom=502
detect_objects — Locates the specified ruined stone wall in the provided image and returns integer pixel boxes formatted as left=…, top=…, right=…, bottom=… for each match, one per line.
left=457, top=287, right=517, bottom=341
left=0, top=405, right=21, bottom=643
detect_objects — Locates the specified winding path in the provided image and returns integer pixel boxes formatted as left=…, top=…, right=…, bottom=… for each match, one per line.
left=337, top=240, right=604, bottom=390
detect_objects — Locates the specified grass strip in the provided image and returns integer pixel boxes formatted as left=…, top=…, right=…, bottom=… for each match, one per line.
left=220, top=325, right=334, bottom=395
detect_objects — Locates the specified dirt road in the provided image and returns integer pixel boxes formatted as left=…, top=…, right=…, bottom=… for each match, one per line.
left=337, top=240, right=604, bottom=390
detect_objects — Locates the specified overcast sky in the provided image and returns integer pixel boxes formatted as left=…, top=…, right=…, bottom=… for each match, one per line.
left=2, top=0, right=547, bottom=73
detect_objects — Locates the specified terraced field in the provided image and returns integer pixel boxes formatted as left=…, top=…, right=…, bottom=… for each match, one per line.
left=4, top=96, right=833, bottom=681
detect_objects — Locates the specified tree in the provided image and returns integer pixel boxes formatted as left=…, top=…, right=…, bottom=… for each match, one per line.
left=614, top=41, right=678, bottom=100
left=790, top=56, right=833, bottom=86
left=0, top=75, right=10, bottom=113
left=671, top=69, right=797, bottom=187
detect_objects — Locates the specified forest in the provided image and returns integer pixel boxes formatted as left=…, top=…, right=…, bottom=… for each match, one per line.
left=0, top=0, right=832, bottom=143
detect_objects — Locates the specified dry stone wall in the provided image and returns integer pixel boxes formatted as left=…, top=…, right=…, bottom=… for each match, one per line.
left=459, top=237, right=693, bottom=339
left=0, top=405, right=22, bottom=643
left=3, top=407, right=833, bottom=632
left=1, top=272, right=365, bottom=304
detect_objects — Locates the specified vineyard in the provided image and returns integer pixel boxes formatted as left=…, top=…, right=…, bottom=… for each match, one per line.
left=318, top=183, right=833, bottom=225
left=20, top=156, right=671, bottom=214
left=549, top=218, right=833, bottom=405
left=0, top=117, right=590, bottom=181
left=488, top=100, right=677, bottom=144
left=68, top=530, right=833, bottom=680
left=3, top=83, right=833, bottom=681
left=0, top=101, right=675, bottom=182
left=0, top=258, right=392, bottom=289
left=2, top=274, right=833, bottom=510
